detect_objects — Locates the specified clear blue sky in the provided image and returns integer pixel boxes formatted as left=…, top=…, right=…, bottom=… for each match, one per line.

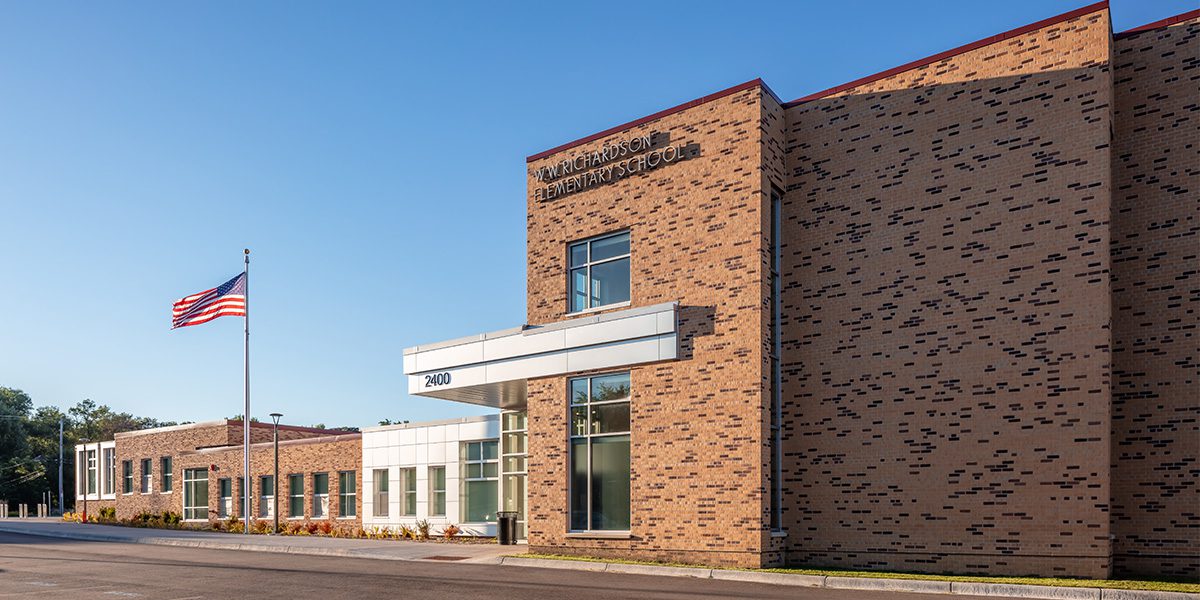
left=0, top=1, right=1191, bottom=428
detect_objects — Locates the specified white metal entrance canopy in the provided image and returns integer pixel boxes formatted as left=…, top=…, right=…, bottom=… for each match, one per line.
left=403, top=302, right=678, bottom=408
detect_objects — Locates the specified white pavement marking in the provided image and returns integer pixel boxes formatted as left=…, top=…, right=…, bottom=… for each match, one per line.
left=102, top=592, right=142, bottom=598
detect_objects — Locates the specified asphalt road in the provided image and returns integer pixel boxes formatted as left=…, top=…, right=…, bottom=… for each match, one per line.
left=0, top=531, right=968, bottom=600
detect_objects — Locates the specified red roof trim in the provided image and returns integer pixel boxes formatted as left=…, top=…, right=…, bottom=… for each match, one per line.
left=1114, top=9, right=1200, bottom=39
left=783, top=1, right=1110, bottom=107
left=526, top=78, right=774, bottom=163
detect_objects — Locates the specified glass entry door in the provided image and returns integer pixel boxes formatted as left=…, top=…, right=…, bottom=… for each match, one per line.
left=501, top=410, right=528, bottom=540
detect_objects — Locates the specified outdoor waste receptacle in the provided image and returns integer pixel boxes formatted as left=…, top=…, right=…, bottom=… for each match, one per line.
left=498, top=511, right=518, bottom=545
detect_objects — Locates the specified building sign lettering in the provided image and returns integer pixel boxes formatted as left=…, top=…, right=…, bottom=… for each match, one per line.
left=531, top=132, right=694, bottom=201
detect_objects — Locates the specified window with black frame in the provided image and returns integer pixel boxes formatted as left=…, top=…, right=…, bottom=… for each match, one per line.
left=569, top=372, right=631, bottom=532
left=568, top=231, right=630, bottom=312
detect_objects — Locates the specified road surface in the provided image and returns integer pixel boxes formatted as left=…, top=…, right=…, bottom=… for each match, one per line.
left=0, top=531, right=974, bottom=599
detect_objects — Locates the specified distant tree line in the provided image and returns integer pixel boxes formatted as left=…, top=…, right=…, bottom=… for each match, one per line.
left=0, top=386, right=177, bottom=511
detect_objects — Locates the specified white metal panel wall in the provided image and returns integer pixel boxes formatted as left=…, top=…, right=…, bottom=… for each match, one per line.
left=361, top=417, right=499, bottom=536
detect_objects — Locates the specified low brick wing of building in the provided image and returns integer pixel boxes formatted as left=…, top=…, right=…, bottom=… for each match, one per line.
left=76, top=420, right=361, bottom=526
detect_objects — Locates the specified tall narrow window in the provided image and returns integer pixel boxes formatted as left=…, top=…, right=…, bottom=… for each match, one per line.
left=236, top=477, right=246, bottom=517
left=122, top=460, right=133, bottom=494
left=769, top=190, right=783, bottom=531
left=218, top=478, right=232, bottom=518
left=428, top=466, right=446, bottom=517
left=85, top=449, right=97, bottom=495
left=461, top=441, right=498, bottom=523
left=259, top=475, right=275, bottom=518
left=398, top=468, right=417, bottom=516
left=160, top=457, right=173, bottom=492
left=372, top=469, right=389, bottom=517
left=183, top=468, right=208, bottom=521
left=312, top=472, right=329, bottom=519
left=102, top=448, right=115, bottom=496
left=140, top=458, right=152, bottom=494
left=288, top=474, right=304, bottom=519
left=568, top=231, right=631, bottom=312
left=569, top=372, right=631, bottom=531
left=338, top=471, right=356, bottom=518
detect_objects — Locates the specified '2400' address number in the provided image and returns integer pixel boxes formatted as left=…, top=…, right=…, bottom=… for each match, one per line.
left=424, top=372, right=451, bottom=387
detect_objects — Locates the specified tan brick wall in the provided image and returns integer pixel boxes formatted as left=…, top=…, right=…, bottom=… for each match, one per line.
left=101, top=422, right=360, bottom=525
left=778, top=9, right=1114, bottom=578
left=177, top=435, right=362, bottom=525
left=525, top=85, right=775, bottom=567
left=1109, top=16, right=1200, bottom=578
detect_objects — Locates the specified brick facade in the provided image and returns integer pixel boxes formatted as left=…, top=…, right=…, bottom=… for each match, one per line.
left=519, top=3, right=1197, bottom=578
left=1109, top=15, right=1200, bottom=578
left=525, top=83, right=776, bottom=567
left=78, top=420, right=361, bottom=526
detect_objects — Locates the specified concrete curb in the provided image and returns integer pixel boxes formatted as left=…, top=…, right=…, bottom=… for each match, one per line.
left=494, top=555, right=1198, bottom=600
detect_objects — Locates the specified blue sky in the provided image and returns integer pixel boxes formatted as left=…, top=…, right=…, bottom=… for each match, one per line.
left=0, top=1, right=1191, bottom=428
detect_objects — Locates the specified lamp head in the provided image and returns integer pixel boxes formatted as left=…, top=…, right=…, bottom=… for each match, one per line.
left=269, top=413, right=283, bottom=425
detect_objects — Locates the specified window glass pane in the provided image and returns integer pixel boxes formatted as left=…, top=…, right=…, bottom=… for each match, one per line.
left=483, top=463, right=498, bottom=478
left=569, top=242, right=587, bottom=267
left=502, top=411, right=526, bottom=432
left=313, top=473, right=329, bottom=495
left=503, top=432, right=526, bottom=455
left=590, top=373, right=631, bottom=403
left=590, top=232, right=629, bottom=262
left=467, top=463, right=482, bottom=479
left=289, top=474, right=304, bottom=518
left=570, top=439, right=588, bottom=531
left=502, top=474, right=525, bottom=514
left=590, top=435, right=631, bottom=531
left=467, top=443, right=481, bottom=462
left=464, top=480, right=497, bottom=522
left=590, top=403, right=631, bottom=435
left=432, top=466, right=445, bottom=489
left=570, top=268, right=588, bottom=312
left=589, top=258, right=630, bottom=308
left=570, top=378, right=589, bottom=405
left=571, top=406, right=588, bottom=437
left=503, top=456, right=526, bottom=473
left=403, top=469, right=416, bottom=492
left=482, top=441, right=498, bottom=461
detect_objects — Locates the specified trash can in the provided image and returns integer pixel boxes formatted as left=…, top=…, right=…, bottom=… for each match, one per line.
left=497, top=511, right=519, bottom=545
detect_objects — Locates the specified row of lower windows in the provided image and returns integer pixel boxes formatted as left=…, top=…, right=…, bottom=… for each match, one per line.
left=369, top=445, right=489, bottom=522
left=111, top=456, right=174, bottom=495
left=181, top=470, right=358, bottom=521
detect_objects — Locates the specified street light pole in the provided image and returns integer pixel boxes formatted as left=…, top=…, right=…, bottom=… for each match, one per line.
left=58, top=418, right=63, bottom=516
left=270, top=413, right=282, bottom=534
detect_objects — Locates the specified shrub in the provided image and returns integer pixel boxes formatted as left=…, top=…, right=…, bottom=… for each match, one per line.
left=253, top=520, right=272, bottom=534
left=98, top=507, right=117, bottom=522
left=317, top=520, right=333, bottom=535
left=161, top=511, right=182, bottom=527
left=442, top=524, right=461, bottom=540
left=305, top=521, right=320, bottom=535
left=399, top=524, right=415, bottom=540
left=62, top=511, right=82, bottom=523
left=285, top=521, right=304, bottom=535
left=415, top=519, right=431, bottom=541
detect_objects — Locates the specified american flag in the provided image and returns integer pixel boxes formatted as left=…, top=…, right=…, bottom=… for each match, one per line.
left=172, top=273, right=247, bottom=329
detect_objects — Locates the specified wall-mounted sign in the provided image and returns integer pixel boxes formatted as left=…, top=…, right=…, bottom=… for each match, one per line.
left=531, top=132, right=696, bottom=201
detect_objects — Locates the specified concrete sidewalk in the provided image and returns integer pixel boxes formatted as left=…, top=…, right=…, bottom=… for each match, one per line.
left=0, top=518, right=513, bottom=564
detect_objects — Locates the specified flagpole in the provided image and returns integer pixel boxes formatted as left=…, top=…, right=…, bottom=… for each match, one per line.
left=243, top=248, right=251, bottom=535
